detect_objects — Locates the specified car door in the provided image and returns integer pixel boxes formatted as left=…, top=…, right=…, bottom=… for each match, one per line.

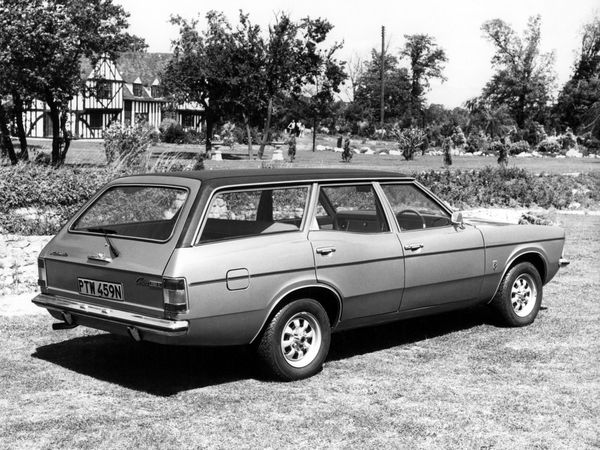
left=308, top=183, right=405, bottom=321
left=380, top=182, right=485, bottom=311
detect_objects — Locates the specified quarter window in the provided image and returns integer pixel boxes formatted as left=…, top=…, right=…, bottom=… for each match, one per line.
left=199, top=186, right=309, bottom=242
left=381, top=184, right=451, bottom=230
left=315, top=184, right=389, bottom=233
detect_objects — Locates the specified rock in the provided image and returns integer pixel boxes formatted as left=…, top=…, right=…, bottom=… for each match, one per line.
left=211, top=150, right=222, bottom=161
left=516, top=152, right=532, bottom=158
left=565, top=148, right=583, bottom=158
left=389, top=150, right=402, bottom=156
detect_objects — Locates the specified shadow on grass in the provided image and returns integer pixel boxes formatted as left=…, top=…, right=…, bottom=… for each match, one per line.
left=327, top=305, right=495, bottom=362
left=32, top=305, right=494, bottom=395
left=33, top=334, right=258, bottom=396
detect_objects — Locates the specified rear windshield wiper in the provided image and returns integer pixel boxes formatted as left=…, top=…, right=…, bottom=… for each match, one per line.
left=85, top=227, right=120, bottom=257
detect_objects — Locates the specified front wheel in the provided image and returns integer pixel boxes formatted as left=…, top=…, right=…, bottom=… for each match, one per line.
left=491, top=262, right=543, bottom=327
left=256, top=299, right=331, bottom=381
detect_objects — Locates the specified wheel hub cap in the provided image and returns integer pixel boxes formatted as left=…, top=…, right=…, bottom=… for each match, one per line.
left=281, top=312, right=322, bottom=368
left=511, top=274, right=537, bottom=317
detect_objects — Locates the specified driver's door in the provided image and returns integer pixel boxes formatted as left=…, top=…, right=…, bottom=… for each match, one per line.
left=380, top=183, right=485, bottom=310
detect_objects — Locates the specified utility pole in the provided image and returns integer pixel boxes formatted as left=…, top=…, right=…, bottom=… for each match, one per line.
left=380, top=26, right=385, bottom=128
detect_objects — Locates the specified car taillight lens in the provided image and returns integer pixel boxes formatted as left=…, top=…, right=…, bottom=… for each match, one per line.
left=38, top=258, right=47, bottom=292
left=163, top=277, right=188, bottom=313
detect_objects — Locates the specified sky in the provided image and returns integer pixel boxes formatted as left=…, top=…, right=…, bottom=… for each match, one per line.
left=114, top=0, right=599, bottom=107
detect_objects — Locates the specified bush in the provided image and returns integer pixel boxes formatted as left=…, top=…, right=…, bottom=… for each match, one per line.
left=466, top=131, right=488, bottom=153
left=103, top=122, right=155, bottom=166
left=578, top=132, right=600, bottom=154
left=508, top=140, right=530, bottom=155
left=558, top=128, right=577, bottom=150
left=159, top=119, right=186, bottom=144
left=537, top=137, right=561, bottom=154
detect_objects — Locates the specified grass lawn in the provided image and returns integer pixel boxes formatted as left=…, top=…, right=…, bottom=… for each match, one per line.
left=0, top=214, right=598, bottom=448
left=24, top=136, right=600, bottom=174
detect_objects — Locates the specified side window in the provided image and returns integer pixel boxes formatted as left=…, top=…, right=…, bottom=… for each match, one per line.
left=381, top=184, right=451, bottom=230
left=315, top=184, right=389, bottom=233
left=199, top=186, right=309, bottom=242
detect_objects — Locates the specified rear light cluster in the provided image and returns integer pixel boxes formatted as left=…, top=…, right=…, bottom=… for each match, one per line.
left=162, top=277, right=189, bottom=314
left=38, top=258, right=48, bottom=293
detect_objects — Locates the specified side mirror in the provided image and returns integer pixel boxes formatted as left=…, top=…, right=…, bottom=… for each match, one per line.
left=451, top=211, right=464, bottom=229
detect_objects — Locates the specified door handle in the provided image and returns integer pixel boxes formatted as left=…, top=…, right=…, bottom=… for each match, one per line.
left=316, top=246, right=336, bottom=255
left=404, top=243, right=424, bottom=251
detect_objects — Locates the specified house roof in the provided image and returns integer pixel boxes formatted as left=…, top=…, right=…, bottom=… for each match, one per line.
left=116, top=52, right=172, bottom=86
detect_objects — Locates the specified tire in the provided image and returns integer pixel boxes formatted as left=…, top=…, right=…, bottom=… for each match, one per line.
left=256, top=299, right=331, bottom=381
left=491, top=262, right=543, bottom=327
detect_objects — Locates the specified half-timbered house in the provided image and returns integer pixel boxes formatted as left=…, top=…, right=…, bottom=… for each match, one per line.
left=23, top=53, right=203, bottom=139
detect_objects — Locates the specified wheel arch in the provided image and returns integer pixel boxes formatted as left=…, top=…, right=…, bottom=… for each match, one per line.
left=250, top=284, right=342, bottom=344
left=490, top=250, right=548, bottom=301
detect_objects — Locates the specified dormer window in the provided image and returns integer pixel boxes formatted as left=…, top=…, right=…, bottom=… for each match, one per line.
left=96, top=80, right=112, bottom=99
left=151, top=85, right=162, bottom=97
left=133, top=83, right=144, bottom=97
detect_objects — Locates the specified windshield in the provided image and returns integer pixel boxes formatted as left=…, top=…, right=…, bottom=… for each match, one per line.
left=72, top=185, right=188, bottom=241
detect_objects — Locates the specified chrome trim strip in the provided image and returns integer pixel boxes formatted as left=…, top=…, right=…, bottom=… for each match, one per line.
left=559, top=258, right=570, bottom=267
left=48, top=286, right=164, bottom=312
left=32, top=294, right=188, bottom=333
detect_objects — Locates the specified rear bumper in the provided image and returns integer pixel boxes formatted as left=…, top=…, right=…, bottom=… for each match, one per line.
left=32, top=293, right=189, bottom=337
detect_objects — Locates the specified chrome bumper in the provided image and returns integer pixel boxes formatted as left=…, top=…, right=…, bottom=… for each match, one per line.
left=32, top=293, right=189, bottom=336
left=559, top=258, right=570, bottom=268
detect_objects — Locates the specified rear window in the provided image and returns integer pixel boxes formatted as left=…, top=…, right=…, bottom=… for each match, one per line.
left=72, top=185, right=188, bottom=241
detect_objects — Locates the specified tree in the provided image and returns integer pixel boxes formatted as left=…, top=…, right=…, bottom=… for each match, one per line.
left=554, top=15, right=600, bottom=136
left=400, top=34, right=448, bottom=124
left=354, top=51, right=411, bottom=124
left=465, top=97, right=514, bottom=139
left=481, top=16, right=556, bottom=128
left=0, top=0, right=145, bottom=166
left=163, top=12, right=234, bottom=154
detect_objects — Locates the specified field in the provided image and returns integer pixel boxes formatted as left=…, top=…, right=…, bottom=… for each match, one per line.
left=1, top=213, right=598, bottom=449
left=24, top=136, right=600, bottom=174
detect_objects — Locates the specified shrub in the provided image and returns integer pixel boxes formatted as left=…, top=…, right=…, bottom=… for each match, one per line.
left=577, top=132, right=600, bottom=154
left=395, top=127, right=426, bottom=161
left=442, top=138, right=452, bottom=166
left=466, top=131, right=488, bottom=153
left=558, top=128, right=577, bottom=150
left=508, top=140, right=530, bottom=155
left=159, top=119, right=186, bottom=144
left=451, top=126, right=466, bottom=149
left=103, top=122, right=155, bottom=166
left=537, top=137, right=561, bottom=154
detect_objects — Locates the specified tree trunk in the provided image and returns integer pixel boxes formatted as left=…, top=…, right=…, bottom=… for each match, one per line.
left=312, top=117, right=317, bottom=152
left=12, top=92, right=28, bottom=160
left=0, top=100, right=18, bottom=165
left=244, top=116, right=253, bottom=159
left=258, top=97, right=273, bottom=159
left=59, top=109, right=71, bottom=163
left=48, top=102, right=63, bottom=166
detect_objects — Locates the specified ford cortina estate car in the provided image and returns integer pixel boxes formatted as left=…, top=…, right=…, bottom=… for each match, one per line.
left=33, top=169, right=569, bottom=380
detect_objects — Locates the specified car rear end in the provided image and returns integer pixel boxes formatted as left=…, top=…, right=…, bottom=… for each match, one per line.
left=33, top=174, right=201, bottom=344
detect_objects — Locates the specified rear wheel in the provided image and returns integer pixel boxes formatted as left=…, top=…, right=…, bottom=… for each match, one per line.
left=491, top=262, right=543, bottom=326
left=256, top=299, right=331, bottom=381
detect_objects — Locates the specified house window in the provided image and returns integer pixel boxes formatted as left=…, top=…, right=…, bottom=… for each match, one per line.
left=133, top=83, right=144, bottom=97
left=182, top=113, right=195, bottom=128
left=151, top=85, right=161, bottom=97
left=90, top=112, right=103, bottom=129
left=96, top=81, right=112, bottom=99
left=135, top=112, right=149, bottom=124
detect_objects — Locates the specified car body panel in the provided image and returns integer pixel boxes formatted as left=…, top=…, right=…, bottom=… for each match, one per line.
left=32, top=169, right=568, bottom=347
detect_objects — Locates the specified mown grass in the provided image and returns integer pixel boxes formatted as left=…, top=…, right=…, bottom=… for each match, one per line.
left=0, top=214, right=598, bottom=448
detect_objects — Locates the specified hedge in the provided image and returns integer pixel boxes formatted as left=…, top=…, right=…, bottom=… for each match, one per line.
left=1, top=164, right=599, bottom=235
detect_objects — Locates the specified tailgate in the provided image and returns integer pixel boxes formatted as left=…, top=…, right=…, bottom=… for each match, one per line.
left=40, top=179, right=200, bottom=317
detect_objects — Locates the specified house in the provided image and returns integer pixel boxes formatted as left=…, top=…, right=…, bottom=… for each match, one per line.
left=23, top=52, right=204, bottom=139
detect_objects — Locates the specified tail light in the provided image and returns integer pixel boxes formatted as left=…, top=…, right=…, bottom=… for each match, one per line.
left=163, top=277, right=188, bottom=314
left=38, top=258, right=48, bottom=293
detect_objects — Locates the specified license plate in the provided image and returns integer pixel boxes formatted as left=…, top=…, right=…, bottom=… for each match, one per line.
left=78, top=278, right=124, bottom=301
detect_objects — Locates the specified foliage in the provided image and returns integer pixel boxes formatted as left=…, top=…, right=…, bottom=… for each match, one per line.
left=159, top=119, right=186, bottom=144
left=480, top=16, right=556, bottom=128
left=416, top=168, right=600, bottom=210
left=442, top=138, right=452, bottom=166
left=497, top=143, right=508, bottom=166
left=558, top=128, right=577, bottom=149
left=451, top=126, right=466, bottom=148
left=577, top=132, right=600, bottom=153
left=508, top=140, right=530, bottom=155
left=394, top=127, right=426, bottom=160
left=537, top=137, right=561, bottom=154
left=400, top=34, right=448, bottom=118
left=0, top=0, right=145, bottom=166
left=466, top=131, right=489, bottom=153
left=103, top=122, right=156, bottom=166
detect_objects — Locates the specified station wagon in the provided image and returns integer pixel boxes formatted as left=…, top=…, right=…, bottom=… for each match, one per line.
left=33, top=169, right=569, bottom=380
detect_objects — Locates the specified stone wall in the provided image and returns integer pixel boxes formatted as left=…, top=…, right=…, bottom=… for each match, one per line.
left=0, top=235, right=53, bottom=295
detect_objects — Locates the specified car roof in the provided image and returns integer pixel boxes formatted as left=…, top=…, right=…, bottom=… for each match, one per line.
left=118, top=168, right=413, bottom=187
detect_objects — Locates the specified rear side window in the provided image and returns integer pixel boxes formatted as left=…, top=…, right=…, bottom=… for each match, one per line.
left=72, top=185, right=188, bottom=241
left=199, top=186, right=309, bottom=242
